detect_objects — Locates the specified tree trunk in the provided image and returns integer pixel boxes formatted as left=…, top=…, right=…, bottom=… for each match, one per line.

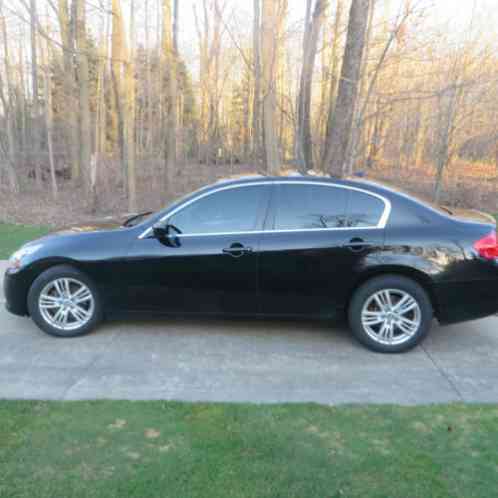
left=324, top=0, right=370, bottom=177
left=145, top=0, right=153, bottom=152
left=0, top=77, right=20, bottom=193
left=124, top=57, right=137, bottom=213
left=42, top=35, right=58, bottom=199
left=252, top=0, right=262, bottom=165
left=193, top=2, right=207, bottom=163
left=111, top=0, right=136, bottom=211
left=56, top=0, right=80, bottom=182
left=91, top=14, right=109, bottom=212
left=0, top=6, right=20, bottom=192
left=294, top=0, right=312, bottom=172
left=261, top=0, right=283, bottom=175
left=111, top=0, right=126, bottom=186
left=322, top=0, right=344, bottom=164
left=295, top=0, right=327, bottom=173
left=162, top=0, right=178, bottom=197
left=30, top=0, right=42, bottom=188
left=434, top=88, right=457, bottom=204
left=366, top=98, right=387, bottom=169
left=17, top=32, right=28, bottom=171
left=75, top=0, right=91, bottom=188
left=344, top=0, right=374, bottom=175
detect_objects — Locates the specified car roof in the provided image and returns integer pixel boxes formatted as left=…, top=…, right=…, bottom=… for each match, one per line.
left=211, top=174, right=395, bottom=196
left=208, top=174, right=443, bottom=217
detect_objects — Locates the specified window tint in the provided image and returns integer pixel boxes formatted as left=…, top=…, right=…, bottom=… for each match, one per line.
left=274, top=184, right=348, bottom=230
left=169, top=185, right=268, bottom=234
left=348, top=191, right=385, bottom=227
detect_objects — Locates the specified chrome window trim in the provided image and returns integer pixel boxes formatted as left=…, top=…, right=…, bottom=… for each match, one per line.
left=138, top=180, right=392, bottom=239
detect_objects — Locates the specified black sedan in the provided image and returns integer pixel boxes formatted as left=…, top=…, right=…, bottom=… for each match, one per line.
left=4, top=176, right=498, bottom=353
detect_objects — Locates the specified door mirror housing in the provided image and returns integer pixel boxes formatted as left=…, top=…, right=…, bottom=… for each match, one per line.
left=152, top=222, right=169, bottom=240
left=151, top=222, right=182, bottom=247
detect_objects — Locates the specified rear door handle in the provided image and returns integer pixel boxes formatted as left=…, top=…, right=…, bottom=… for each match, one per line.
left=343, top=238, right=372, bottom=252
left=222, top=244, right=253, bottom=258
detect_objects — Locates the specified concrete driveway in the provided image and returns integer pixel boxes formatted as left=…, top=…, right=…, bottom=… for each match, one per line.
left=1, top=261, right=497, bottom=404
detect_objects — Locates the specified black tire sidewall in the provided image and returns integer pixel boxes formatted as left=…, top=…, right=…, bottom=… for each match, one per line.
left=348, top=275, right=433, bottom=353
left=27, top=265, right=102, bottom=338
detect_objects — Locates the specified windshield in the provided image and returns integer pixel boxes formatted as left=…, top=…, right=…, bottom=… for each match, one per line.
left=124, top=187, right=212, bottom=229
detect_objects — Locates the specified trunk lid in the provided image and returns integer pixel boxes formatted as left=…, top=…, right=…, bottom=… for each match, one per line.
left=447, top=207, right=496, bottom=225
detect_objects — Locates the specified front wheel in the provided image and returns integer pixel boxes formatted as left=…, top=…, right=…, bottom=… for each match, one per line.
left=28, top=265, right=102, bottom=338
left=348, top=275, right=433, bottom=353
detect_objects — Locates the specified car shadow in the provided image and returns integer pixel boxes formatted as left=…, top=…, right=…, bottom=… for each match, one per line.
left=100, top=313, right=353, bottom=343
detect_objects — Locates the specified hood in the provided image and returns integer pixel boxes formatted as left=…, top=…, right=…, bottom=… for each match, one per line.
left=53, top=216, right=128, bottom=236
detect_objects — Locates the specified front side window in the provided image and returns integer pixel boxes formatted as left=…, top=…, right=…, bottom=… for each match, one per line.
left=348, top=191, right=385, bottom=228
left=168, top=185, right=268, bottom=235
left=274, top=184, right=348, bottom=230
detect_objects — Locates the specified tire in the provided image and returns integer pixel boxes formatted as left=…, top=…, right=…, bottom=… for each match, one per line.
left=27, top=265, right=102, bottom=338
left=348, top=275, right=433, bottom=353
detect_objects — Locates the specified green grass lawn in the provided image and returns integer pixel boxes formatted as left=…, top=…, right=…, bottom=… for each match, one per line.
left=0, top=223, right=51, bottom=259
left=1, top=401, right=497, bottom=498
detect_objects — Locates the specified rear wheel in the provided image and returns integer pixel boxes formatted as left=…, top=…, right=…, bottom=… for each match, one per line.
left=28, top=265, right=102, bottom=338
left=348, top=275, right=433, bottom=353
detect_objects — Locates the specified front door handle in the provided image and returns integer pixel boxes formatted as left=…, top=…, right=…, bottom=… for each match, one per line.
left=343, top=238, right=372, bottom=252
left=222, top=243, right=253, bottom=258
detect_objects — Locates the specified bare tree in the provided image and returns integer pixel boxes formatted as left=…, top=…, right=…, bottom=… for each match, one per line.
left=0, top=0, right=496, bottom=220
left=42, top=28, right=58, bottom=199
left=295, top=0, right=328, bottom=173
left=252, top=0, right=262, bottom=164
left=91, top=12, right=109, bottom=212
left=74, top=0, right=91, bottom=187
left=345, top=1, right=415, bottom=175
left=126, top=0, right=137, bottom=212
left=162, top=0, right=179, bottom=197
left=111, top=0, right=137, bottom=211
left=344, top=0, right=374, bottom=175
left=30, top=0, right=42, bottom=188
left=324, top=0, right=370, bottom=177
left=433, top=86, right=458, bottom=203
left=111, top=0, right=125, bottom=181
left=193, top=0, right=224, bottom=165
left=322, top=0, right=344, bottom=164
left=261, top=0, right=285, bottom=174
left=56, top=0, right=80, bottom=182
left=0, top=3, right=19, bottom=192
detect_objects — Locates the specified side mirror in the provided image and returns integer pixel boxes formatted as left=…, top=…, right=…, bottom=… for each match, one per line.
left=152, top=223, right=182, bottom=247
left=152, top=223, right=169, bottom=239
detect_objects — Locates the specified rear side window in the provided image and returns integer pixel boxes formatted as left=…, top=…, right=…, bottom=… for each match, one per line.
left=274, top=184, right=348, bottom=230
left=348, top=191, right=385, bottom=228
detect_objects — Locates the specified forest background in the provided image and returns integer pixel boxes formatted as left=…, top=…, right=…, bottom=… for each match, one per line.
left=0, top=0, right=496, bottom=226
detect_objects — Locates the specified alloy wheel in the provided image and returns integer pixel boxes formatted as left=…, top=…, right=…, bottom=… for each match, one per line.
left=361, top=288, right=421, bottom=346
left=38, top=278, right=95, bottom=331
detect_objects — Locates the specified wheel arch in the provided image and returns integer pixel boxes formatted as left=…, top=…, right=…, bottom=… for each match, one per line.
left=347, top=266, right=440, bottom=317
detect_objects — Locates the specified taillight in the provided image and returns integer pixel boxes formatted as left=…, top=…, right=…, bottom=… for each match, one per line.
left=474, top=231, right=498, bottom=260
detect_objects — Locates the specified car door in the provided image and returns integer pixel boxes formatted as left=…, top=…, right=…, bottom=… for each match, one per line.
left=122, top=183, right=271, bottom=315
left=258, top=182, right=386, bottom=317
